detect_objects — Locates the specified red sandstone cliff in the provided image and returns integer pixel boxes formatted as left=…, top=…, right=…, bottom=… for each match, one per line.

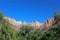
left=3, top=17, right=55, bottom=31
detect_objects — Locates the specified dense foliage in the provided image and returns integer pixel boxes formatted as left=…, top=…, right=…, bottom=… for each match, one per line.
left=0, top=11, right=60, bottom=40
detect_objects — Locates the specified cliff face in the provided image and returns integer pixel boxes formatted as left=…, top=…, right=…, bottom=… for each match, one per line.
left=31, top=21, right=43, bottom=29
left=45, top=19, right=54, bottom=27
left=3, top=17, right=22, bottom=31
left=3, top=17, right=55, bottom=31
left=39, top=19, right=54, bottom=30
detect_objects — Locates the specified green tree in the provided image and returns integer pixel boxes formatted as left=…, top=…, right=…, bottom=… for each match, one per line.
left=17, top=25, right=34, bottom=40
left=0, top=13, right=17, bottom=40
left=54, top=11, right=60, bottom=24
left=40, top=22, right=60, bottom=40
left=0, top=12, right=4, bottom=21
left=28, top=30, right=44, bottom=40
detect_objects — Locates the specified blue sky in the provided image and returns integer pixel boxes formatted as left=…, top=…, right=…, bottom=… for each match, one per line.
left=0, top=0, right=60, bottom=23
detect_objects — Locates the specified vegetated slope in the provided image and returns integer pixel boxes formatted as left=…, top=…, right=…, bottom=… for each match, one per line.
left=0, top=11, right=60, bottom=40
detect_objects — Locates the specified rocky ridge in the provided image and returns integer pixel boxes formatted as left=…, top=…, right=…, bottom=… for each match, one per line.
left=3, top=17, right=55, bottom=31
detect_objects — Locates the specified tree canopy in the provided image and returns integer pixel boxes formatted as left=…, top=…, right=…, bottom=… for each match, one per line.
left=0, top=11, right=60, bottom=40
